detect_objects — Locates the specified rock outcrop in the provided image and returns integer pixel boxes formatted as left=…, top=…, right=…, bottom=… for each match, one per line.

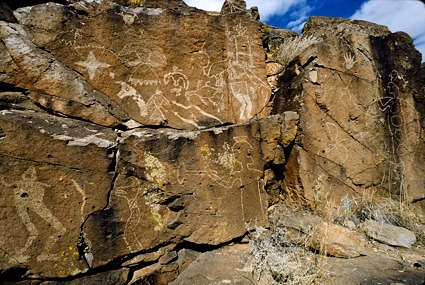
left=271, top=17, right=425, bottom=207
left=1, top=0, right=424, bottom=284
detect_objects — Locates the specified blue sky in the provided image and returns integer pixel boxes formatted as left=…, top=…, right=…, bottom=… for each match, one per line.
left=183, top=0, right=425, bottom=60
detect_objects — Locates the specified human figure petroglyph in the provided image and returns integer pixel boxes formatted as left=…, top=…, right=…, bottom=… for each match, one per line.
left=230, top=81, right=252, bottom=120
left=226, top=21, right=254, bottom=67
left=116, top=81, right=148, bottom=116
left=1, top=167, right=66, bottom=263
left=146, top=89, right=170, bottom=121
left=75, top=51, right=111, bottom=80
left=115, top=177, right=143, bottom=252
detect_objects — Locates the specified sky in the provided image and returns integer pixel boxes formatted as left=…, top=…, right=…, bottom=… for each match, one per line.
left=183, top=0, right=425, bottom=60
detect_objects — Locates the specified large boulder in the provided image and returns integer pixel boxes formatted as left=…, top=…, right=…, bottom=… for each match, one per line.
left=271, top=17, right=425, bottom=208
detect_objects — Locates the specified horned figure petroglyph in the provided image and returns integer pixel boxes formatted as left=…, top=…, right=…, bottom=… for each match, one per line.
left=1, top=167, right=66, bottom=263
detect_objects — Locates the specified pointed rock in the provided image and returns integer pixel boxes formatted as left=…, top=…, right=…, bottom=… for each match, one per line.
left=221, top=0, right=246, bottom=14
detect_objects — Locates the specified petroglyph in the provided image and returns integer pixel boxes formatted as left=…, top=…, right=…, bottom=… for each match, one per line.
left=119, top=35, right=167, bottom=86
left=116, top=81, right=148, bottom=116
left=115, top=177, right=143, bottom=252
left=164, top=66, right=189, bottom=97
left=146, top=89, right=170, bottom=121
left=230, top=82, right=252, bottom=120
left=323, top=122, right=349, bottom=165
left=71, top=179, right=87, bottom=223
left=1, top=167, right=66, bottom=263
left=75, top=51, right=111, bottom=80
left=344, top=52, right=356, bottom=69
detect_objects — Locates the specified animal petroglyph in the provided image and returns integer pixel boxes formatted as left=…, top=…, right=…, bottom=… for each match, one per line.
left=164, top=66, right=189, bottom=97
left=75, top=51, right=111, bottom=80
left=116, top=81, right=148, bottom=116
left=1, top=167, right=66, bottom=263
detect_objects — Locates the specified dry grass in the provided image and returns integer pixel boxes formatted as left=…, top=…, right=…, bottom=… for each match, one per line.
left=276, top=35, right=321, bottom=67
left=248, top=203, right=326, bottom=285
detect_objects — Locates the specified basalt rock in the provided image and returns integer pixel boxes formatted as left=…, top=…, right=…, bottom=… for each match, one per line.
left=271, top=17, right=425, bottom=208
left=1, top=1, right=425, bottom=284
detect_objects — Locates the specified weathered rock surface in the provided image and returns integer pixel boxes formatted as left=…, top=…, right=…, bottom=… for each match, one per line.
left=4, top=0, right=270, bottom=130
left=169, top=244, right=255, bottom=285
left=363, top=219, right=417, bottom=248
left=325, top=253, right=425, bottom=285
left=272, top=16, right=425, bottom=208
left=0, top=109, right=115, bottom=278
left=272, top=207, right=368, bottom=258
left=0, top=0, right=424, bottom=284
left=83, top=114, right=290, bottom=268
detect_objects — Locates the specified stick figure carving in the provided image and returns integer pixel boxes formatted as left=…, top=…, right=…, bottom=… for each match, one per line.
left=1, top=167, right=66, bottom=263
left=115, top=177, right=143, bottom=252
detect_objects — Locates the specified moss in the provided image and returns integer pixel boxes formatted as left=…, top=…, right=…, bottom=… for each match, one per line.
left=129, top=0, right=144, bottom=7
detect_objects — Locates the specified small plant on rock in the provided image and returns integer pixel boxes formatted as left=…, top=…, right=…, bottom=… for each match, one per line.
left=249, top=226, right=324, bottom=284
left=276, top=35, right=321, bottom=67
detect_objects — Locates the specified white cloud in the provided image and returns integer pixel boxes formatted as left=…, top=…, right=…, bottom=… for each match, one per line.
left=183, top=0, right=223, bottom=12
left=183, top=0, right=307, bottom=21
left=350, top=0, right=425, bottom=58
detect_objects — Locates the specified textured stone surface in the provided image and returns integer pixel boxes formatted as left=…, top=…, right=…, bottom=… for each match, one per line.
left=0, top=110, right=115, bottom=277
left=5, top=1, right=270, bottom=130
left=309, top=222, right=368, bottom=258
left=83, top=115, right=289, bottom=267
left=363, top=219, right=417, bottom=248
left=272, top=16, right=425, bottom=207
left=169, top=244, right=255, bottom=285
left=0, top=0, right=424, bottom=283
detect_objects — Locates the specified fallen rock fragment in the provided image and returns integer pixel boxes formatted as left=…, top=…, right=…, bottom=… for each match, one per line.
left=363, top=219, right=417, bottom=248
left=309, top=222, right=368, bottom=258
left=169, top=244, right=255, bottom=285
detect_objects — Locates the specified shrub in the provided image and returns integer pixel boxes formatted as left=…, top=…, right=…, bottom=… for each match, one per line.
left=276, top=35, right=321, bottom=67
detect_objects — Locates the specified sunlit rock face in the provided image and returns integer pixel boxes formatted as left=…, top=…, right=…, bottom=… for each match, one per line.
left=0, top=0, right=424, bottom=284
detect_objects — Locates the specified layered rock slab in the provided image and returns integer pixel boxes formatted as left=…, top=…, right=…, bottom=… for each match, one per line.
left=84, top=114, right=293, bottom=267
left=6, top=1, right=271, bottom=130
left=0, top=110, right=116, bottom=278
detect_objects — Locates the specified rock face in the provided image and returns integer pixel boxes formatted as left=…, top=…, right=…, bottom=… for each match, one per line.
left=4, top=0, right=270, bottom=130
left=273, top=17, right=425, bottom=207
left=0, top=1, right=424, bottom=284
